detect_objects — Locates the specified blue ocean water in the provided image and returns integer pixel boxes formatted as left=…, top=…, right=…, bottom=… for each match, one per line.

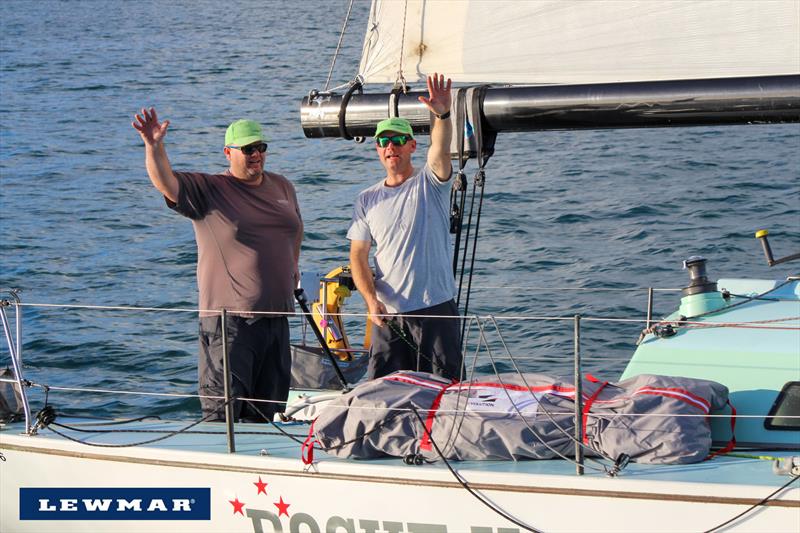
left=1, top=1, right=798, bottom=418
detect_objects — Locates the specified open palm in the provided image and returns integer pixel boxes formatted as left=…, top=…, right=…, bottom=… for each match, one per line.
left=132, top=107, right=170, bottom=146
left=418, top=73, right=452, bottom=116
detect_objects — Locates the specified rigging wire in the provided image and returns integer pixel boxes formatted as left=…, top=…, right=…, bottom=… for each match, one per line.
left=323, top=0, right=356, bottom=92
left=8, top=377, right=777, bottom=419
left=394, top=0, right=409, bottom=92
left=14, top=297, right=798, bottom=324
left=485, top=315, right=617, bottom=468
left=437, top=316, right=486, bottom=458
left=476, top=316, right=614, bottom=473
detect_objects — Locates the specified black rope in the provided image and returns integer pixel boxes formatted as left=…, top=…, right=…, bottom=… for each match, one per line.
left=38, top=400, right=237, bottom=448
left=242, top=399, right=312, bottom=446
left=409, top=406, right=544, bottom=533
left=48, top=415, right=162, bottom=428
left=49, top=417, right=308, bottom=438
left=308, top=405, right=409, bottom=454
left=460, top=169, right=485, bottom=330
left=450, top=170, right=467, bottom=275
left=457, top=174, right=479, bottom=308
left=702, top=474, right=799, bottom=533
left=451, top=88, right=469, bottom=278
left=455, top=86, right=496, bottom=322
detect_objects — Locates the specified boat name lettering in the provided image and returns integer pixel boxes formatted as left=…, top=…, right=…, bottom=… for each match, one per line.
left=19, top=488, right=211, bottom=520
left=245, top=507, right=519, bottom=533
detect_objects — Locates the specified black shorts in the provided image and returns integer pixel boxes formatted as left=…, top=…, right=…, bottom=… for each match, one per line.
left=368, top=299, right=463, bottom=381
left=198, top=315, right=290, bottom=422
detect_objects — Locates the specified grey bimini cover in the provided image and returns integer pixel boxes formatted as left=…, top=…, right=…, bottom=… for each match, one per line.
left=311, top=371, right=730, bottom=464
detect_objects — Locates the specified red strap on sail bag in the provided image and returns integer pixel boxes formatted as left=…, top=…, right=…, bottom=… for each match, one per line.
left=301, top=420, right=319, bottom=464
left=705, top=399, right=737, bottom=461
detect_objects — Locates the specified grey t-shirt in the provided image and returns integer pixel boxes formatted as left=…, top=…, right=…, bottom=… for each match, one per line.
left=347, top=164, right=456, bottom=314
left=169, top=170, right=302, bottom=317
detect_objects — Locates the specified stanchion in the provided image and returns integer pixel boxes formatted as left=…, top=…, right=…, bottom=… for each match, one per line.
left=221, top=308, right=235, bottom=453
left=573, top=314, right=583, bottom=475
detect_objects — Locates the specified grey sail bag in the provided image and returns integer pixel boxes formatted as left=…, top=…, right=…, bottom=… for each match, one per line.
left=312, top=371, right=730, bottom=464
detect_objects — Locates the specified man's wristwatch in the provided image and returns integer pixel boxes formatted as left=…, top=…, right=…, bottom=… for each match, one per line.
left=434, top=110, right=451, bottom=120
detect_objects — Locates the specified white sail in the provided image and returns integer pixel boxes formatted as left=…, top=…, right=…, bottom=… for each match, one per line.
left=358, top=0, right=800, bottom=85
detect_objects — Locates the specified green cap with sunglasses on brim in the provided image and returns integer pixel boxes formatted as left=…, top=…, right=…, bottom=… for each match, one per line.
left=374, top=117, right=414, bottom=139
left=225, top=119, right=266, bottom=147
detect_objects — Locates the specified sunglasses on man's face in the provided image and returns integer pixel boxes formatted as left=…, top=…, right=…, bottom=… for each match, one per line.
left=376, top=135, right=410, bottom=148
left=229, top=142, right=268, bottom=155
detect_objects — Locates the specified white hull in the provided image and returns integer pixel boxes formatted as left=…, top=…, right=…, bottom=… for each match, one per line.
left=2, top=420, right=798, bottom=533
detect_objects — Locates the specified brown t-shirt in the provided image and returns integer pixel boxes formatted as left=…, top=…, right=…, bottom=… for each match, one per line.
left=168, top=170, right=302, bottom=317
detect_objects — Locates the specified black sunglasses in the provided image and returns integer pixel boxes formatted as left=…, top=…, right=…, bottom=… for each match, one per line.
left=376, top=135, right=410, bottom=148
left=229, top=142, right=268, bottom=155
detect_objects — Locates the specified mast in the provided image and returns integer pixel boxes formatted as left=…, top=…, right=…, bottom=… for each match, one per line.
left=301, top=75, right=800, bottom=139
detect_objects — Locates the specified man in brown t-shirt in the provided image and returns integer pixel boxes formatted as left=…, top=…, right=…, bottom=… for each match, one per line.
left=132, top=108, right=303, bottom=422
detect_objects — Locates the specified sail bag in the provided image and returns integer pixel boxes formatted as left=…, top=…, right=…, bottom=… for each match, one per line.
left=312, top=371, right=730, bottom=464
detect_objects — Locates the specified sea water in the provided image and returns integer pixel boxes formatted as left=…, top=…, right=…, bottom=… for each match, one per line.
left=1, top=0, right=798, bottom=418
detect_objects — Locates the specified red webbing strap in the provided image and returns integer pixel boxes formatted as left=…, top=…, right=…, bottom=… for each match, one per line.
left=581, top=376, right=609, bottom=444
left=301, top=419, right=319, bottom=465
left=420, top=382, right=452, bottom=451
left=705, top=399, right=737, bottom=461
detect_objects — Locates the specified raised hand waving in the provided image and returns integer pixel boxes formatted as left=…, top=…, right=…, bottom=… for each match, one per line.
left=418, top=73, right=452, bottom=117
left=132, top=107, right=170, bottom=147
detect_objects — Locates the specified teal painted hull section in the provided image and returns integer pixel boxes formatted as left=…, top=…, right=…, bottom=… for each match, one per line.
left=622, top=279, right=800, bottom=447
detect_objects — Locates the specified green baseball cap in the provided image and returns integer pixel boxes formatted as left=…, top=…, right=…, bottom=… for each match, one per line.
left=225, top=119, right=265, bottom=147
left=374, top=117, right=414, bottom=138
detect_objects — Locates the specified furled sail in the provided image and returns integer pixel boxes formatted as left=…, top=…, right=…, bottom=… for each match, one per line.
left=359, top=0, right=800, bottom=85
left=301, top=0, right=800, bottom=138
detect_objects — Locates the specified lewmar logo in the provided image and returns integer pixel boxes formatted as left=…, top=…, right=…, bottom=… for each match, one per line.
left=20, top=488, right=211, bottom=520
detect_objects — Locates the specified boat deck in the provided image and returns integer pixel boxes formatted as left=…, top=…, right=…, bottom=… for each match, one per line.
left=3, top=416, right=799, bottom=532
left=3, top=416, right=797, bottom=495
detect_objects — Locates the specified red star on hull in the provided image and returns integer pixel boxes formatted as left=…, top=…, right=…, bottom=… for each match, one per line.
left=229, top=497, right=246, bottom=516
left=274, top=496, right=290, bottom=517
left=254, top=476, right=268, bottom=495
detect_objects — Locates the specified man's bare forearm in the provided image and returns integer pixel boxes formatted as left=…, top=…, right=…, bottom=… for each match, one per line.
left=350, top=246, right=378, bottom=308
left=428, top=114, right=453, bottom=181
left=145, top=142, right=179, bottom=203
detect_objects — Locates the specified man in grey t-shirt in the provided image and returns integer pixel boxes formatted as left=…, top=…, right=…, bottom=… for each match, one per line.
left=347, top=74, right=463, bottom=381
left=133, top=108, right=303, bottom=422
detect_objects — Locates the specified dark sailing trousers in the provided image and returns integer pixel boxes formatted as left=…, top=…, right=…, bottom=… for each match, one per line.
left=368, top=299, right=463, bottom=381
left=198, top=315, right=290, bottom=422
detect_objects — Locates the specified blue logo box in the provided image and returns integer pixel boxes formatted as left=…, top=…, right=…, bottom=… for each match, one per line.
left=20, top=488, right=211, bottom=520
